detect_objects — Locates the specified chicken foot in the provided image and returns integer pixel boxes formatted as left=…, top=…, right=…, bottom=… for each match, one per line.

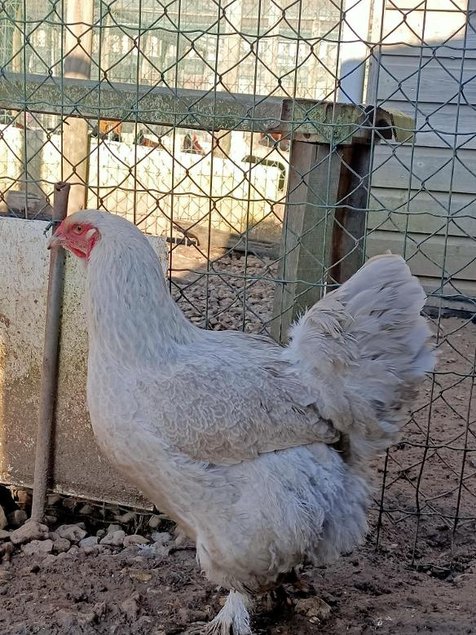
left=206, top=591, right=252, bottom=635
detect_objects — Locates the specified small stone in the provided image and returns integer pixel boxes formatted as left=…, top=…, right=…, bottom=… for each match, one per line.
left=115, top=511, right=136, bottom=524
left=147, top=515, right=162, bottom=530
left=62, top=498, right=77, bottom=511
left=0, top=506, right=7, bottom=530
left=0, top=530, right=11, bottom=541
left=128, top=569, right=153, bottom=583
left=53, top=537, right=71, bottom=554
left=7, top=509, right=28, bottom=528
left=67, top=545, right=80, bottom=556
left=295, top=597, right=332, bottom=621
left=151, top=531, right=171, bottom=545
left=16, top=490, right=32, bottom=507
left=100, top=530, right=125, bottom=547
left=106, top=523, right=123, bottom=534
left=44, top=515, right=58, bottom=526
left=0, top=568, right=13, bottom=584
left=11, top=521, right=49, bottom=545
left=120, top=593, right=140, bottom=619
left=123, top=535, right=149, bottom=547
left=138, top=543, right=170, bottom=559
left=56, top=524, right=87, bottom=543
left=79, top=536, right=99, bottom=552
left=79, top=504, right=94, bottom=516
left=47, top=493, right=62, bottom=506
left=96, top=529, right=106, bottom=538
left=22, top=539, right=54, bottom=556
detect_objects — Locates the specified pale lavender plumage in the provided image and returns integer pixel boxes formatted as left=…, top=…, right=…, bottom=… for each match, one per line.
left=55, top=210, right=435, bottom=634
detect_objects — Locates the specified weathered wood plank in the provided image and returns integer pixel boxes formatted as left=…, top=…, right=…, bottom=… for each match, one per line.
left=271, top=142, right=343, bottom=343
left=385, top=0, right=468, bottom=12
left=375, top=100, right=476, bottom=149
left=377, top=56, right=476, bottom=105
left=371, top=145, right=476, bottom=195
left=368, top=188, right=476, bottom=237
left=380, top=8, right=475, bottom=58
left=366, top=230, right=476, bottom=281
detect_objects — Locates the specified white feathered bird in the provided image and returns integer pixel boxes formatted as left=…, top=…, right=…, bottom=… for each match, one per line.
left=48, top=210, right=435, bottom=634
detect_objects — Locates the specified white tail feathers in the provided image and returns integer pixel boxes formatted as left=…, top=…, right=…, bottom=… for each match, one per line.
left=286, top=254, right=436, bottom=465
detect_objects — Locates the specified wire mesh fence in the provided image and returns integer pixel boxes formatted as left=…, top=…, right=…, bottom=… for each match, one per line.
left=0, top=0, right=475, bottom=570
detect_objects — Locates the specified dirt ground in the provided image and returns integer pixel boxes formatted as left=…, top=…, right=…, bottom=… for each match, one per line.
left=0, top=246, right=475, bottom=634
left=0, top=527, right=475, bottom=635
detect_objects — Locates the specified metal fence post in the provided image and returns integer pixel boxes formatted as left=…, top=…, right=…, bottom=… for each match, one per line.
left=62, top=0, right=94, bottom=215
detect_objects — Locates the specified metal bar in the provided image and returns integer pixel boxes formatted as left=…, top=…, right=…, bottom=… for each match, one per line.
left=30, top=181, right=70, bottom=523
left=61, top=0, right=94, bottom=214
left=331, top=143, right=371, bottom=284
left=0, top=72, right=414, bottom=144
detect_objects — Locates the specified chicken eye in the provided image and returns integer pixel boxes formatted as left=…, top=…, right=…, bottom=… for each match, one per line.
left=73, top=225, right=83, bottom=234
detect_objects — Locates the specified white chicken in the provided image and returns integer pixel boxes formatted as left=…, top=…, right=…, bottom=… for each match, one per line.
left=48, top=210, right=435, bottom=634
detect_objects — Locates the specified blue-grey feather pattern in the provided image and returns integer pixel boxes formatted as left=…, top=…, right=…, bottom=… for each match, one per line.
left=69, top=210, right=434, bottom=600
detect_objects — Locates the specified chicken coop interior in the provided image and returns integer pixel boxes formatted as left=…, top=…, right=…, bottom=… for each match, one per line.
left=0, top=0, right=475, bottom=633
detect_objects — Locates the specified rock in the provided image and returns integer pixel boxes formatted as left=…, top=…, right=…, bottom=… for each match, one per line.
left=128, top=569, right=152, bottom=582
left=148, top=515, right=162, bottom=530
left=123, top=534, right=149, bottom=547
left=137, top=543, right=170, bottom=559
left=79, top=504, right=94, bottom=516
left=16, top=490, right=32, bottom=507
left=67, top=545, right=80, bottom=556
left=53, top=537, right=71, bottom=554
left=56, top=524, right=87, bottom=543
left=100, top=530, right=125, bottom=547
left=10, top=521, right=49, bottom=545
left=120, top=593, right=141, bottom=619
left=96, top=529, right=106, bottom=539
left=295, top=597, right=332, bottom=621
left=0, top=530, right=11, bottom=541
left=47, top=493, right=62, bottom=506
left=61, top=498, right=77, bottom=511
left=7, top=509, right=28, bottom=528
left=0, top=506, right=7, bottom=530
left=106, top=523, right=123, bottom=534
left=151, top=531, right=171, bottom=545
left=44, top=514, right=58, bottom=526
left=22, top=539, right=54, bottom=556
left=79, top=536, right=99, bottom=553
left=115, top=511, right=136, bottom=524
left=0, top=568, right=13, bottom=584
left=0, top=541, right=14, bottom=564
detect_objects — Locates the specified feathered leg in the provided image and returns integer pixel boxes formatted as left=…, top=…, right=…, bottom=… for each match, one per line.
left=206, top=591, right=252, bottom=635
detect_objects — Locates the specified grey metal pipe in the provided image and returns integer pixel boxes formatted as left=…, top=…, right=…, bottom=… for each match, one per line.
left=30, top=182, right=70, bottom=522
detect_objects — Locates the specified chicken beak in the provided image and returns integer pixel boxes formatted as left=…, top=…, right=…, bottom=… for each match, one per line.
left=47, top=234, right=63, bottom=250
left=47, top=221, right=66, bottom=250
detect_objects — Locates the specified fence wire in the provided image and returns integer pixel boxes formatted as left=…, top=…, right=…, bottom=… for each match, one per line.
left=0, top=0, right=475, bottom=570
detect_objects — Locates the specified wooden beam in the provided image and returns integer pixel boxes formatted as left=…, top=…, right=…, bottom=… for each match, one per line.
left=271, top=142, right=344, bottom=343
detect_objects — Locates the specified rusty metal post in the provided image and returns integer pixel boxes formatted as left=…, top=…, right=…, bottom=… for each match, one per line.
left=62, top=0, right=94, bottom=214
left=331, top=143, right=371, bottom=285
left=30, top=182, right=70, bottom=522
